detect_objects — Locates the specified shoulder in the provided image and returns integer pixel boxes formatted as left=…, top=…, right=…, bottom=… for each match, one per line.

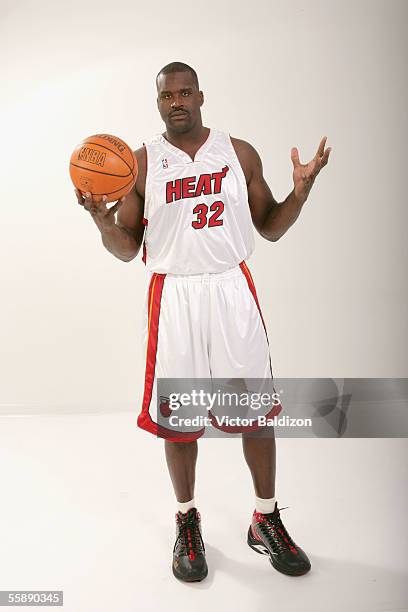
left=133, top=145, right=147, bottom=198
left=229, top=136, right=263, bottom=183
left=230, top=136, right=262, bottom=163
left=134, top=145, right=147, bottom=169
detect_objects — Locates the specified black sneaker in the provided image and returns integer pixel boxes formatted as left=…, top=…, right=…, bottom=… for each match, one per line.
left=247, top=502, right=311, bottom=576
left=172, top=508, right=208, bottom=582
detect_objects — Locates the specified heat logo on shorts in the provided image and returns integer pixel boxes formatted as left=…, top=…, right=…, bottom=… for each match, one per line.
left=165, top=165, right=229, bottom=203
left=159, top=395, right=178, bottom=418
left=78, top=147, right=106, bottom=167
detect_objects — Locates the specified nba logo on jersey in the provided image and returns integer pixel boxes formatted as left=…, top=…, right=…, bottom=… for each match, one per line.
left=162, top=158, right=168, bottom=169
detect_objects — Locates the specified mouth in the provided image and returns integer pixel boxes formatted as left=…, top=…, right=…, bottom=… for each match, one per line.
left=170, top=111, right=188, bottom=120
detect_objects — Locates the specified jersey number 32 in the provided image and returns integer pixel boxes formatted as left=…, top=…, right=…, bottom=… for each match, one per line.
left=192, top=200, right=224, bottom=229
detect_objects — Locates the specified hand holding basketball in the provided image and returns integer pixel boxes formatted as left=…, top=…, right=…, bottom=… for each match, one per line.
left=75, top=189, right=126, bottom=232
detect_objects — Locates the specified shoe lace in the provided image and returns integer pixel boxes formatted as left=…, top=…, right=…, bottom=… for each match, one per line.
left=257, top=506, right=297, bottom=554
left=174, top=510, right=204, bottom=560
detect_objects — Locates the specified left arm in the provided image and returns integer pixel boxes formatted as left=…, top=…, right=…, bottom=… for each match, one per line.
left=231, top=136, right=331, bottom=242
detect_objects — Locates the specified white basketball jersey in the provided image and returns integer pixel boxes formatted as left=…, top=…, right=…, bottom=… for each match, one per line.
left=141, top=128, right=255, bottom=274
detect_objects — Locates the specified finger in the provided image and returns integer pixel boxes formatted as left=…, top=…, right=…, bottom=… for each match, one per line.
left=91, top=200, right=104, bottom=214
left=101, top=195, right=121, bottom=214
left=291, top=147, right=300, bottom=168
left=84, top=192, right=102, bottom=214
left=108, top=195, right=126, bottom=213
left=109, top=195, right=127, bottom=206
left=108, top=200, right=125, bottom=215
left=75, top=189, right=85, bottom=205
left=320, top=147, right=332, bottom=168
left=315, top=136, right=327, bottom=159
left=83, top=191, right=93, bottom=211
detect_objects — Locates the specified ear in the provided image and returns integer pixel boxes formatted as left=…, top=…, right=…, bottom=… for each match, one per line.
left=199, top=91, right=204, bottom=106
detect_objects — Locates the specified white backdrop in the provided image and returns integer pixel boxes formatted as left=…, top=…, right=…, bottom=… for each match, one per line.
left=0, top=0, right=406, bottom=413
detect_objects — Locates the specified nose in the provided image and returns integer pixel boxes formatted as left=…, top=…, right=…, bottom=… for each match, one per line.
left=171, top=93, right=184, bottom=108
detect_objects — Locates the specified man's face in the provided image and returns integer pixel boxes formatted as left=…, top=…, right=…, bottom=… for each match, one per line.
left=156, top=71, right=203, bottom=133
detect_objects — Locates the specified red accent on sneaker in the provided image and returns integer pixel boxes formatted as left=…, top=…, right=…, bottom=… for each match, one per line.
left=187, top=528, right=195, bottom=561
left=279, top=528, right=298, bottom=554
left=250, top=523, right=260, bottom=540
left=252, top=507, right=300, bottom=554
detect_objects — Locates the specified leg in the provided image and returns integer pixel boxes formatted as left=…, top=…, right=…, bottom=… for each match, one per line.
left=242, top=430, right=276, bottom=498
left=165, top=439, right=198, bottom=502
left=166, top=439, right=208, bottom=583
left=138, top=273, right=209, bottom=582
left=244, top=429, right=311, bottom=576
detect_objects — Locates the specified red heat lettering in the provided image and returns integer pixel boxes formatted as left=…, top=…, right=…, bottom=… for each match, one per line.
left=182, top=176, right=196, bottom=197
left=165, top=166, right=229, bottom=203
left=211, top=166, right=229, bottom=193
left=195, top=174, right=212, bottom=197
left=166, top=179, right=182, bottom=203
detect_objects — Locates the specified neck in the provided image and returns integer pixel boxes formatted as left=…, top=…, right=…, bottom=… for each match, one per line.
left=164, top=123, right=209, bottom=148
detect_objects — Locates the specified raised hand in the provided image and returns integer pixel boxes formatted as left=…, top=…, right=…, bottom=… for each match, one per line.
left=291, top=136, right=331, bottom=205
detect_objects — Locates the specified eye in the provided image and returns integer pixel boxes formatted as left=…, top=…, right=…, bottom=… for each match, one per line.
left=182, top=91, right=191, bottom=96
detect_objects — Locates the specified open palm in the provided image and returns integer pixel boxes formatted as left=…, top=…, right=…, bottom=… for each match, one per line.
left=291, top=136, right=331, bottom=204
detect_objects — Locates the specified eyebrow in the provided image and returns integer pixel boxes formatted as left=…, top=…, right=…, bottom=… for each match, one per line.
left=159, top=87, right=193, bottom=95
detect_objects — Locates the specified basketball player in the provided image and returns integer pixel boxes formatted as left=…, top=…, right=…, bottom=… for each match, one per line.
left=75, top=62, right=331, bottom=582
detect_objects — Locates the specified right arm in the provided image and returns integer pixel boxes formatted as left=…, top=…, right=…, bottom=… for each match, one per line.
left=76, top=146, right=147, bottom=262
left=100, top=183, right=145, bottom=262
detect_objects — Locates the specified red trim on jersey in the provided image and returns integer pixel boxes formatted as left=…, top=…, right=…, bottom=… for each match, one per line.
left=137, top=273, right=204, bottom=442
left=141, top=220, right=148, bottom=265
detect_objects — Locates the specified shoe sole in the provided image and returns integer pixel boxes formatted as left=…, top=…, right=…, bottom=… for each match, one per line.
left=172, top=565, right=208, bottom=582
left=247, top=527, right=311, bottom=577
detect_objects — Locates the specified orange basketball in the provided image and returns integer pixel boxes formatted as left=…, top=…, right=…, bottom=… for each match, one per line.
left=69, top=133, right=138, bottom=203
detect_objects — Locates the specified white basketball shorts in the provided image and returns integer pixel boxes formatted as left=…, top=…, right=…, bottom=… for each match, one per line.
left=136, top=260, right=282, bottom=442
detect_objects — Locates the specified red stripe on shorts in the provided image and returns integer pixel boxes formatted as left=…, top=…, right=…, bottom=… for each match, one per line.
left=137, top=273, right=205, bottom=442
left=239, top=261, right=267, bottom=333
left=137, top=272, right=165, bottom=434
left=239, top=260, right=274, bottom=379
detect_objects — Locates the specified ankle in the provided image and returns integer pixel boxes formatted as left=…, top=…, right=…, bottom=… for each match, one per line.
left=255, top=495, right=277, bottom=514
left=177, top=498, right=196, bottom=514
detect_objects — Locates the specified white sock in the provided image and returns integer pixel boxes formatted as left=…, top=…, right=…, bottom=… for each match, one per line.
left=177, top=498, right=196, bottom=514
left=255, top=495, right=277, bottom=514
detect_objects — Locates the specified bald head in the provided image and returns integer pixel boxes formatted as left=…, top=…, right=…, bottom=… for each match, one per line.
left=156, top=61, right=199, bottom=90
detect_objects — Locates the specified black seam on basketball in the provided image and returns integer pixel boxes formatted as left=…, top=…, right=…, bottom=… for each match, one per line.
left=80, top=141, right=135, bottom=174
left=70, top=162, right=132, bottom=179
left=85, top=175, right=135, bottom=196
